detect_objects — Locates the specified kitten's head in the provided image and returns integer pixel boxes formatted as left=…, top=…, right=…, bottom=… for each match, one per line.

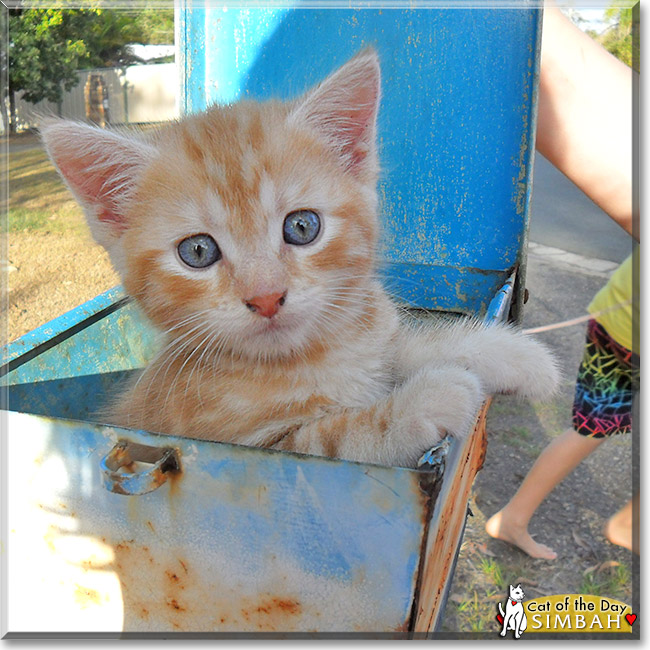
left=42, top=49, right=382, bottom=360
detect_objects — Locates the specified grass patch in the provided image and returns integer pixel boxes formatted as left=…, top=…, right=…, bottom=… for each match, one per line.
left=446, top=557, right=526, bottom=633
left=452, top=590, right=499, bottom=633
left=496, top=425, right=543, bottom=458
left=7, top=204, right=86, bottom=235
left=511, top=425, right=532, bottom=440
left=580, top=563, right=630, bottom=601
left=480, top=557, right=506, bottom=591
left=486, top=396, right=519, bottom=417
left=3, top=147, right=86, bottom=234
left=532, top=395, right=573, bottom=433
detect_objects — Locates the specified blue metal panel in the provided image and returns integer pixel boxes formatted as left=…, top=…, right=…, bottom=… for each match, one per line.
left=484, top=272, right=516, bottom=324
left=2, top=287, right=434, bottom=631
left=5, top=410, right=430, bottom=632
left=1, top=287, right=157, bottom=421
left=176, top=5, right=542, bottom=315
left=2, top=286, right=127, bottom=367
left=1, top=271, right=490, bottom=634
left=177, top=5, right=292, bottom=112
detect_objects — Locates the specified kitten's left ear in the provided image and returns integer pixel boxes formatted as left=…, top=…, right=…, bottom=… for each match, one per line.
left=288, top=48, right=381, bottom=178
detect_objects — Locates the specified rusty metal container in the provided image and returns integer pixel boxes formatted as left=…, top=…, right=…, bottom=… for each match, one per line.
left=1, top=286, right=505, bottom=636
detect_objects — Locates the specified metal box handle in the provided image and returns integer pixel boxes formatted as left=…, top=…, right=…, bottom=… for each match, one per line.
left=100, top=439, right=182, bottom=495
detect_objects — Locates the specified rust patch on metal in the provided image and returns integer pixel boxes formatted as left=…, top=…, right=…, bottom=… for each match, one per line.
left=114, top=540, right=135, bottom=552
left=165, top=568, right=185, bottom=589
left=411, top=399, right=490, bottom=633
left=392, top=620, right=410, bottom=633
left=108, top=481, right=129, bottom=495
left=109, top=541, right=197, bottom=628
left=166, top=462, right=183, bottom=497
left=237, top=595, right=305, bottom=631
left=167, top=598, right=186, bottom=612
left=253, top=597, right=301, bottom=617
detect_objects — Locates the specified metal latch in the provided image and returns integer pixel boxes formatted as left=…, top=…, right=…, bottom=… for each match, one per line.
left=417, top=435, right=452, bottom=482
left=100, top=439, right=182, bottom=495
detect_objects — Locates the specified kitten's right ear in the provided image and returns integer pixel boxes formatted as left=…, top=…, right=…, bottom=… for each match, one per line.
left=40, top=120, right=156, bottom=249
left=288, top=48, right=381, bottom=179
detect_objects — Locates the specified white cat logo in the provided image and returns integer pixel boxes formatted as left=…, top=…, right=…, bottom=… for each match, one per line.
left=498, top=584, right=528, bottom=639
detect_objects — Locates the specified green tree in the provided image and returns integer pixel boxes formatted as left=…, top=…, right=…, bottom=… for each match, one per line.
left=598, top=4, right=639, bottom=72
left=8, top=9, right=91, bottom=110
left=78, top=9, right=147, bottom=68
left=5, top=6, right=168, bottom=131
left=132, top=7, right=174, bottom=46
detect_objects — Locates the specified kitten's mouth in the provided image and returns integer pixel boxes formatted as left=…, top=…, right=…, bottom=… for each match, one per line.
left=251, top=315, right=297, bottom=336
left=246, top=314, right=312, bottom=356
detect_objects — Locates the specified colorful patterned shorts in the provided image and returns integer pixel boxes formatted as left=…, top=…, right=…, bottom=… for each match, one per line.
left=572, top=319, right=640, bottom=438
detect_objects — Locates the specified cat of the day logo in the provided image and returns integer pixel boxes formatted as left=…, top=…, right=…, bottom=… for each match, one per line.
left=496, top=588, right=637, bottom=637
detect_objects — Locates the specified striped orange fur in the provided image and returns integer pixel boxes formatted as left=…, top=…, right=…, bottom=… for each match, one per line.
left=41, top=49, right=559, bottom=467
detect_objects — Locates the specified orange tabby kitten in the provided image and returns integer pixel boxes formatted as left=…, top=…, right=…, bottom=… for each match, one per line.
left=41, top=49, right=558, bottom=467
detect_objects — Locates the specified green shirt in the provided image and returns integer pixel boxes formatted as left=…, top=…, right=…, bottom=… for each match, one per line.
left=588, top=253, right=639, bottom=353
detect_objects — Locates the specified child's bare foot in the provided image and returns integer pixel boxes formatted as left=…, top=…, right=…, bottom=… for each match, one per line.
left=603, top=498, right=635, bottom=553
left=486, top=510, right=558, bottom=560
left=604, top=518, right=631, bottom=551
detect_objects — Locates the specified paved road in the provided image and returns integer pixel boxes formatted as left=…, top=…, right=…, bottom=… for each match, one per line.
left=530, top=154, right=633, bottom=264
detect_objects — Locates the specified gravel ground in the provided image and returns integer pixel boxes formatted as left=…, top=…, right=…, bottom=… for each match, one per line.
left=441, top=249, right=636, bottom=635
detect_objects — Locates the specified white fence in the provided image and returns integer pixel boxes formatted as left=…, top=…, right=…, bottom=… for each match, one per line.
left=13, top=62, right=179, bottom=130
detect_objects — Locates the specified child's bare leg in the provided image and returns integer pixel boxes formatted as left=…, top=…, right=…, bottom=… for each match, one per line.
left=604, top=493, right=639, bottom=554
left=486, top=428, right=606, bottom=559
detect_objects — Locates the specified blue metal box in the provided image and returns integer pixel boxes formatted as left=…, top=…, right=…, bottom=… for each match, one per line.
left=2, top=288, right=491, bottom=635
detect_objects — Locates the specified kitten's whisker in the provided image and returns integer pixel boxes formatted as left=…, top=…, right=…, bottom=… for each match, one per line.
left=142, top=324, right=215, bottom=407
left=131, top=320, right=213, bottom=396
left=164, top=326, right=218, bottom=418
left=320, top=303, right=374, bottom=337
left=186, top=327, right=228, bottom=408
left=164, top=308, right=217, bottom=334
left=195, top=333, right=229, bottom=406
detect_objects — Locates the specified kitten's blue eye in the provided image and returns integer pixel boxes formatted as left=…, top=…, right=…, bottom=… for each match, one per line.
left=177, top=234, right=221, bottom=268
left=283, top=210, right=321, bottom=246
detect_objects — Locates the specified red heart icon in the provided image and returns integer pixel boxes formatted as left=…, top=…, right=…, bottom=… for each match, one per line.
left=625, top=613, right=637, bottom=626
left=496, top=613, right=504, bottom=625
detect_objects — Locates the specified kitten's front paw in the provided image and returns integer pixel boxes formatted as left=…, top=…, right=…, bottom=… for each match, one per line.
left=393, top=366, right=485, bottom=455
left=471, top=325, right=561, bottom=401
left=499, top=334, right=561, bottom=402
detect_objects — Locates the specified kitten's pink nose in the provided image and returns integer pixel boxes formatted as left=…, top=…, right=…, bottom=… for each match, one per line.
left=244, top=291, right=287, bottom=319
